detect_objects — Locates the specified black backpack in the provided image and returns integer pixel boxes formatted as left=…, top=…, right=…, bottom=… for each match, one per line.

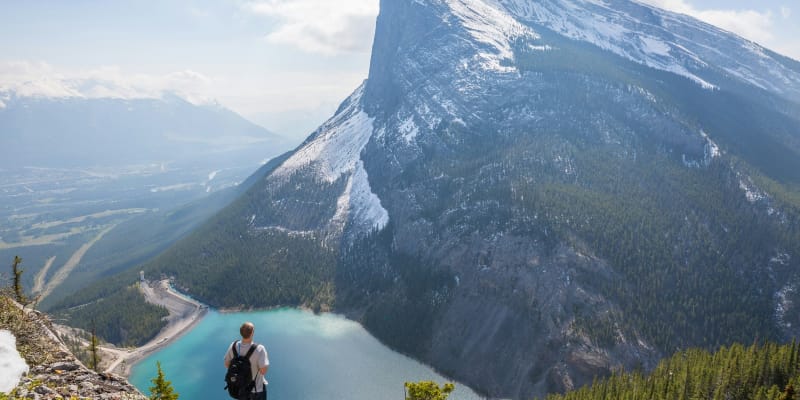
left=224, top=341, right=258, bottom=400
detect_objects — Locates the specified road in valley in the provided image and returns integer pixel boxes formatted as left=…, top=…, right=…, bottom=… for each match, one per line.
left=37, top=225, right=117, bottom=301
left=31, top=256, right=57, bottom=295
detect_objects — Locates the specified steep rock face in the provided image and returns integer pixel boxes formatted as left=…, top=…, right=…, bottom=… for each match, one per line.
left=350, top=2, right=800, bottom=395
left=147, top=0, right=800, bottom=398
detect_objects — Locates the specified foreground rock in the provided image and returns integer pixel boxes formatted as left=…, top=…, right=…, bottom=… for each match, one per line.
left=1, top=296, right=146, bottom=399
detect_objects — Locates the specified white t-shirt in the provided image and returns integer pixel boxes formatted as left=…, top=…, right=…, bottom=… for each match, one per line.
left=224, top=340, right=269, bottom=392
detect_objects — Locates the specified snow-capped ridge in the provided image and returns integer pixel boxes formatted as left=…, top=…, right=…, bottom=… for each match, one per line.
left=273, top=83, right=389, bottom=232
left=494, top=0, right=800, bottom=96
left=275, top=84, right=373, bottom=183
left=444, top=0, right=539, bottom=72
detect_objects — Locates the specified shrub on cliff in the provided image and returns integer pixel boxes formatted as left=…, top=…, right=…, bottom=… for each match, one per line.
left=405, top=381, right=455, bottom=400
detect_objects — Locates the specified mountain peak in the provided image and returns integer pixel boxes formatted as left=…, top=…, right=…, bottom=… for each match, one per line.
left=370, top=0, right=800, bottom=102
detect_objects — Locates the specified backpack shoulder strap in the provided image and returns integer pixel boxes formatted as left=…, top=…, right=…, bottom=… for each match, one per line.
left=244, top=342, right=258, bottom=359
left=231, top=341, right=240, bottom=358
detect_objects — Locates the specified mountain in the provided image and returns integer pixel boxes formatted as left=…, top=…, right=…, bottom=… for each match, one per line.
left=0, top=92, right=287, bottom=169
left=141, top=0, right=800, bottom=398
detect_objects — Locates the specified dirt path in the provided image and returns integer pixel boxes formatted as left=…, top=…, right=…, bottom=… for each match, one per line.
left=38, top=225, right=116, bottom=302
left=32, top=256, right=57, bottom=294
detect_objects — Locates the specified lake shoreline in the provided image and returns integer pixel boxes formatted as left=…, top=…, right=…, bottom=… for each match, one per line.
left=116, top=307, right=209, bottom=377
left=102, top=279, right=209, bottom=377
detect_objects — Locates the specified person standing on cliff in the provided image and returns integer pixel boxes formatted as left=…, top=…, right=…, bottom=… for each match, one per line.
left=224, top=322, right=269, bottom=400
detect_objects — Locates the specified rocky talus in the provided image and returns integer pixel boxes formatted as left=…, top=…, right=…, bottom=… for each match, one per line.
left=1, top=296, right=146, bottom=400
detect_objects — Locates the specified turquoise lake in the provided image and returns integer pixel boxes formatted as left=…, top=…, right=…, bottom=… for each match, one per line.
left=129, top=309, right=481, bottom=399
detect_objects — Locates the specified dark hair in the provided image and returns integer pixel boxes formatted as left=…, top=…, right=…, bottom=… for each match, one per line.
left=240, top=322, right=255, bottom=339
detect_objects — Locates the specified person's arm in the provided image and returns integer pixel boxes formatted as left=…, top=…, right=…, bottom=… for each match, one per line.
left=259, top=346, right=269, bottom=376
left=224, top=343, right=234, bottom=368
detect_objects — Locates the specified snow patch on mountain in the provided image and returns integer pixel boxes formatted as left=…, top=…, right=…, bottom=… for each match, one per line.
left=276, top=85, right=373, bottom=182
left=528, top=44, right=553, bottom=51
left=252, top=225, right=316, bottom=238
left=331, top=160, right=390, bottom=231
left=700, top=130, right=720, bottom=160
left=684, top=130, right=721, bottom=168
left=737, top=174, right=768, bottom=203
left=640, top=36, right=670, bottom=57
left=416, top=102, right=443, bottom=130
left=444, top=0, right=538, bottom=72
left=399, top=116, right=420, bottom=143
left=0, top=330, right=28, bottom=393
left=775, top=284, right=795, bottom=329
left=629, top=85, right=657, bottom=103
left=771, top=252, right=791, bottom=266
left=274, top=83, right=389, bottom=231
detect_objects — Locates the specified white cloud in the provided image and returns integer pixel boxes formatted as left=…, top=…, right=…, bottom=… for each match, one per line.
left=243, top=0, right=379, bottom=55
left=781, top=7, right=792, bottom=20
left=639, top=0, right=775, bottom=44
left=189, top=7, right=211, bottom=18
left=694, top=9, right=774, bottom=44
left=777, top=41, right=800, bottom=61
left=0, top=61, right=214, bottom=104
left=0, top=60, right=368, bottom=137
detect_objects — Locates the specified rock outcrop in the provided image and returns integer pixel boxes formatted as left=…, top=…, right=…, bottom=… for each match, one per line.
left=0, top=296, right=146, bottom=400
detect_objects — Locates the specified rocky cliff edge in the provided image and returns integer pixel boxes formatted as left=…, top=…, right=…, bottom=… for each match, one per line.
left=0, top=296, right=146, bottom=400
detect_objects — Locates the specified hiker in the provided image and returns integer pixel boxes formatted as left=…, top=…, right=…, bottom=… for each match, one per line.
left=224, top=322, right=269, bottom=400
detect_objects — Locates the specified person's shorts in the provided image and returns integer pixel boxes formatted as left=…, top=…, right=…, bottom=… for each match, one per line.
left=249, top=389, right=266, bottom=400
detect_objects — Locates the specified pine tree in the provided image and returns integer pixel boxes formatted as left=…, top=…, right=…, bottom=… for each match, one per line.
left=149, top=361, right=179, bottom=400
left=11, top=256, right=27, bottom=304
left=780, top=383, right=795, bottom=400
left=88, top=322, right=101, bottom=372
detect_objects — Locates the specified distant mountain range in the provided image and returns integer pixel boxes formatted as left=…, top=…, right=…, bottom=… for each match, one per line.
left=0, top=92, right=287, bottom=169
left=68, top=0, right=800, bottom=398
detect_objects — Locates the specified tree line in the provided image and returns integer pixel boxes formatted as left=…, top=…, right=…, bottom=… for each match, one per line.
left=543, top=341, right=800, bottom=400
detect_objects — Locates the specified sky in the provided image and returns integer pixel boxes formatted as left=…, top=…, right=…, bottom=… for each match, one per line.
left=1, top=0, right=798, bottom=143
